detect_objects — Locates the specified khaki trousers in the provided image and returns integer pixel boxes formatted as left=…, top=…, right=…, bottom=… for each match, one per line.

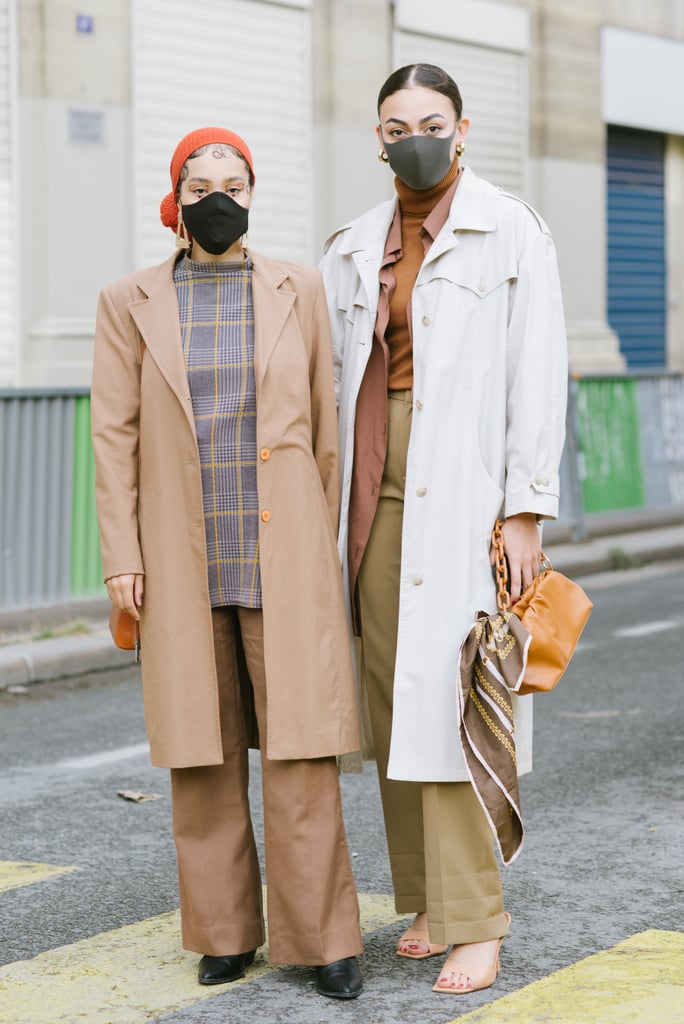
left=170, top=605, right=363, bottom=965
left=357, top=389, right=508, bottom=945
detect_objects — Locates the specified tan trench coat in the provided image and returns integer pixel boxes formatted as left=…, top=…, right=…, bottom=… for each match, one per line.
left=91, top=252, right=360, bottom=769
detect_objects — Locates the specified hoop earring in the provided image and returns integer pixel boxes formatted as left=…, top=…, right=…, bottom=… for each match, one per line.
left=455, top=142, right=465, bottom=157
left=378, top=149, right=389, bottom=163
left=175, top=214, right=191, bottom=251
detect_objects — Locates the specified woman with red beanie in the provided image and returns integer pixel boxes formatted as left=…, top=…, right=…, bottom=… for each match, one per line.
left=91, top=128, right=363, bottom=998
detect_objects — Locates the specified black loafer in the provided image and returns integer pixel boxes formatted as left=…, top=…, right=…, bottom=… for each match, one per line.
left=198, top=949, right=256, bottom=985
left=315, top=956, right=363, bottom=999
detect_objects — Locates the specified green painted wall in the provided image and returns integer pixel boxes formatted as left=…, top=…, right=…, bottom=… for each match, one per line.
left=70, top=396, right=105, bottom=597
left=576, top=378, right=645, bottom=513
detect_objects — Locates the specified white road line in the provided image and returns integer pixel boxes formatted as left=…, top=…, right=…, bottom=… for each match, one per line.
left=58, top=742, right=150, bottom=770
left=613, top=620, right=681, bottom=639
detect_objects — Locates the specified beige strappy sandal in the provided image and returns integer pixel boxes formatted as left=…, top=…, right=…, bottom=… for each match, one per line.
left=432, top=913, right=511, bottom=994
left=396, top=925, right=448, bottom=960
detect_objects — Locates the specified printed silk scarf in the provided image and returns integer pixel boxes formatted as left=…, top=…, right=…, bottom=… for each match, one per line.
left=458, top=610, right=531, bottom=865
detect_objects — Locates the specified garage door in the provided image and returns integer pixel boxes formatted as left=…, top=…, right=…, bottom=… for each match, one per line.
left=133, top=0, right=313, bottom=267
left=607, top=125, right=666, bottom=369
left=0, top=0, right=16, bottom=383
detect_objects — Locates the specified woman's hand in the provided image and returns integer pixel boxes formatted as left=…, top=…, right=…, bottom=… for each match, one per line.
left=106, top=574, right=144, bottom=620
left=491, top=513, right=541, bottom=603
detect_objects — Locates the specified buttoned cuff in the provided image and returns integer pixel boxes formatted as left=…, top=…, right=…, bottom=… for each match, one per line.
left=505, top=473, right=560, bottom=521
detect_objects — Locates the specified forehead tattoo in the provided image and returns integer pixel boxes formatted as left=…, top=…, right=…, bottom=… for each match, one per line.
left=177, top=143, right=251, bottom=195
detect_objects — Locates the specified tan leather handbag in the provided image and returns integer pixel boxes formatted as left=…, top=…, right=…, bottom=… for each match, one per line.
left=492, top=521, right=593, bottom=694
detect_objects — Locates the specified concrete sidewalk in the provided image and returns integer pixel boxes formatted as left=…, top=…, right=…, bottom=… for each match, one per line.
left=1, top=523, right=683, bottom=691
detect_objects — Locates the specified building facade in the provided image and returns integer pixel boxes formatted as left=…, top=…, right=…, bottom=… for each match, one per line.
left=2, top=0, right=684, bottom=387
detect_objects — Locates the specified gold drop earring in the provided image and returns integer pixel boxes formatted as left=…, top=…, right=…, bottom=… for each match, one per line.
left=378, top=150, right=389, bottom=163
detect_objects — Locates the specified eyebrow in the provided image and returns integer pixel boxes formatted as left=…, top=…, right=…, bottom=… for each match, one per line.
left=383, top=113, right=448, bottom=126
left=186, top=175, right=248, bottom=185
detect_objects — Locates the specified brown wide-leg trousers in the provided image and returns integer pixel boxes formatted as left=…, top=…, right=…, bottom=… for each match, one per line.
left=357, top=389, right=509, bottom=946
left=170, top=605, right=363, bottom=965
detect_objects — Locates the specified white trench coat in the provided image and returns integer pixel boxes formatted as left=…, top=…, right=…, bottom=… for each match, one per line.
left=320, top=166, right=568, bottom=783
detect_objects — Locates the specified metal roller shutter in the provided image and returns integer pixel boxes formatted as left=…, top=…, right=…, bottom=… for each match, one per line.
left=133, top=0, right=313, bottom=267
left=607, top=125, right=666, bottom=369
left=394, top=33, right=527, bottom=196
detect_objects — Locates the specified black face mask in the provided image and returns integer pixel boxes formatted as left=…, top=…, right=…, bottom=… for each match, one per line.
left=382, top=131, right=456, bottom=191
left=181, top=191, right=249, bottom=255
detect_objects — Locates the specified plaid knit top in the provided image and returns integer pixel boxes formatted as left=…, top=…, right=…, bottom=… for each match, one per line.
left=174, top=253, right=261, bottom=608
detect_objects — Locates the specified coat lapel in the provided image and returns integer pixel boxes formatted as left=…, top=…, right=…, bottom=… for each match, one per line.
left=250, top=252, right=296, bottom=386
left=324, top=198, right=396, bottom=313
left=420, top=167, right=498, bottom=274
left=127, top=256, right=195, bottom=431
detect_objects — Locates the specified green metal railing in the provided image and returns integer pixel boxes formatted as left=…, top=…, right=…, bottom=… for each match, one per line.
left=569, top=373, right=683, bottom=533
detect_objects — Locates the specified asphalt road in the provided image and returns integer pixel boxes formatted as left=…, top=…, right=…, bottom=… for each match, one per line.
left=0, top=560, right=682, bottom=1023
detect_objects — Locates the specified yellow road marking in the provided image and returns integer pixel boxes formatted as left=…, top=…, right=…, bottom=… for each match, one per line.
left=0, top=861, right=79, bottom=894
left=450, top=930, right=684, bottom=1024
left=0, top=893, right=397, bottom=1024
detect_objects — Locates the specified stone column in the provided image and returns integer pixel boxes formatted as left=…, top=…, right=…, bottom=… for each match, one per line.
left=529, top=0, right=624, bottom=372
left=311, top=0, right=393, bottom=252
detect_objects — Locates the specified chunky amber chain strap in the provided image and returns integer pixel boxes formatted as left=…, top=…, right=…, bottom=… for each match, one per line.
left=492, top=520, right=510, bottom=613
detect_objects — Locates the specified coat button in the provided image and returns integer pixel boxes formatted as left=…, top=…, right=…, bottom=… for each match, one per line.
left=415, top=399, right=423, bottom=411
left=259, top=448, right=271, bottom=461
left=421, top=315, right=430, bottom=326
left=416, top=486, right=427, bottom=497
left=412, top=576, right=424, bottom=586
left=261, top=510, right=271, bottom=522
left=534, top=475, right=550, bottom=487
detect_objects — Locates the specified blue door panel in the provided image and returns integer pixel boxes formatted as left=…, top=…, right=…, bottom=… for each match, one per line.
left=607, top=126, right=666, bottom=369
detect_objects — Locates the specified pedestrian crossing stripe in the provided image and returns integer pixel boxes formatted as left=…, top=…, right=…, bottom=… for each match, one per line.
left=0, top=861, right=79, bottom=894
left=449, top=929, right=684, bottom=1024
left=1, top=876, right=682, bottom=1024
left=0, top=894, right=397, bottom=1024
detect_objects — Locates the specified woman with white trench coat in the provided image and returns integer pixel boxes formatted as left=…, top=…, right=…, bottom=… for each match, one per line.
left=319, top=64, right=568, bottom=995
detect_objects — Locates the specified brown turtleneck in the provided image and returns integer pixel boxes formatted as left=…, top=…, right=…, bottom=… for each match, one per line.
left=386, top=158, right=462, bottom=388
left=347, top=159, right=463, bottom=632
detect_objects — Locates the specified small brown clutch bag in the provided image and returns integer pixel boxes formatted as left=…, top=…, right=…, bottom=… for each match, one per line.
left=109, top=606, right=141, bottom=662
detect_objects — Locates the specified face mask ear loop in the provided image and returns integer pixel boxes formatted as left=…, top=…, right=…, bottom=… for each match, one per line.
left=175, top=204, right=191, bottom=251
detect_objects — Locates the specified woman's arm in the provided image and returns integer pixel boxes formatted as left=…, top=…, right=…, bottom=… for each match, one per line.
left=501, top=213, right=568, bottom=598
left=90, top=285, right=146, bottom=591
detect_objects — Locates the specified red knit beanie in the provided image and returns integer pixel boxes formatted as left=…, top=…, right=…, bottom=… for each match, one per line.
left=159, top=127, right=255, bottom=232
